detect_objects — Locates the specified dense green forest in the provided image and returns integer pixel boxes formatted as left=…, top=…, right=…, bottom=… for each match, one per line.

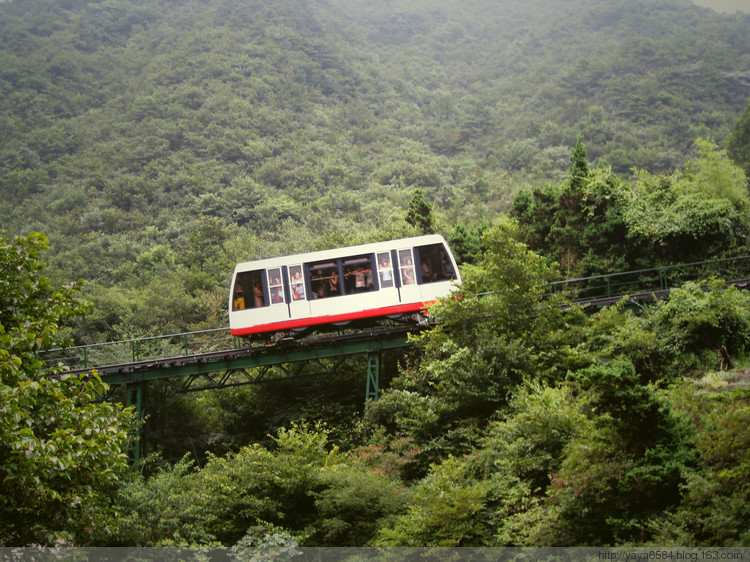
left=2, top=0, right=750, bottom=549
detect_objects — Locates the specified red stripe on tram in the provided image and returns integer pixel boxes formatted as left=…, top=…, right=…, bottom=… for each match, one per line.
left=230, top=301, right=434, bottom=337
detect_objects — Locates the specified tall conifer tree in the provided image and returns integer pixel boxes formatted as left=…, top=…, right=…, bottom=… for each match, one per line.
left=406, top=189, right=435, bottom=235
left=569, top=134, right=590, bottom=192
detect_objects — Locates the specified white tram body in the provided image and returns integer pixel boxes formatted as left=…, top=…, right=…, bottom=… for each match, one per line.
left=229, top=234, right=461, bottom=337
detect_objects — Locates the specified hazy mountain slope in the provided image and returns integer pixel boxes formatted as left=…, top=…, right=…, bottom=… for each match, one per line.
left=1, top=0, right=748, bottom=294
left=328, top=0, right=750, bottom=166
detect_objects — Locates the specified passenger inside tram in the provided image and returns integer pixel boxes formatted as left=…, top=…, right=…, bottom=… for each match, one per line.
left=253, top=279, right=264, bottom=307
left=416, top=243, right=454, bottom=283
left=328, top=270, right=340, bottom=295
left=233, top=285, right=245, bottom=310
left=290, top=267, right=305, bottom=301
left=378, top=253, right=394, bottom=288
left=343, top=256, right=373, bottom=293
left=309, top=261, right=340, bottom=299
left=233, top=270, right=267, bottom=310
left=421, top=257, right=435, bottom=281
left=269, top=269, right=284, bottom=303
left=401, top=258, right=416, bottom=285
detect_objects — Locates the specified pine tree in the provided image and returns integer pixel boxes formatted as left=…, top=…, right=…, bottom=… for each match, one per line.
left=448, top=223, right=483, bottom=264
left=569, top=134, right=590, bottom=192
left=406, top=188, right=435, bottom=235
left=551, top=135, right=590, bottom=274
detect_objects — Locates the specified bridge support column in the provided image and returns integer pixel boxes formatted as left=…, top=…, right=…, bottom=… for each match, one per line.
left=126, top=382, right=144, bottom=462
left=365, top=351, right=380, bottom=402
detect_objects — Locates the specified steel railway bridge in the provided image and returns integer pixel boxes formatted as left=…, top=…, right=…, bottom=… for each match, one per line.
left=41, top=255, right=750, bottom=460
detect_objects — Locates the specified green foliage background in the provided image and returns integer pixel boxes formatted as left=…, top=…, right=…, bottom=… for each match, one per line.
left=0, top=232, right=133, bottom=546
left=2, top=0, right=750, bottom=549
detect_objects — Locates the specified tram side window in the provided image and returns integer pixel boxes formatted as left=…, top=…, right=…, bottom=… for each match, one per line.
left=233, top=270, right=267, bottom=310
left=342, top=255, right=374, bottom=293
left=289, top=265, right=306, bottom=301
left=309, top=261, right=341, bottom=299
left=377, top=252, right=394, bottom=288
left=398, top=249, right=416, bottom=286
left=416, top=243, right=454, bottom=284
left=268, top=267, right=284, bottom=304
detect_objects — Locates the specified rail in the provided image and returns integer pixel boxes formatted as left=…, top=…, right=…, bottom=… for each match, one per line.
left=42, top=254, right=750, bottom=372
left=43, top=328, right=241, bottom=372
left=549, top=255, right=750, bottom=301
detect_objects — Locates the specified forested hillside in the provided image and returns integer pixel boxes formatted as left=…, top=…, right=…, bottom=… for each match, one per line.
left=2, top=0, right=750, bottom=549
left=2, top=0, right=750, bottom=342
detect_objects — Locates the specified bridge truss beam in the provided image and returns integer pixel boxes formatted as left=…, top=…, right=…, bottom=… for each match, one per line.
left=95, top=328, right=413, bottom=389
left=85, top=327, right=418, bottom=462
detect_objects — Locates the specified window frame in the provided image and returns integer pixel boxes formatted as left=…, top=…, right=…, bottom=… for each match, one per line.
left=397, top=248, right=416, bottom=286
left=288, top=264, right=306, bottom=302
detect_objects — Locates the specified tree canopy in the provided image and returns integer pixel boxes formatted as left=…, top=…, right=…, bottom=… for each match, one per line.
left=0, top=231, right=133, bottom=546
left=512, top=137, right=750, bottom=277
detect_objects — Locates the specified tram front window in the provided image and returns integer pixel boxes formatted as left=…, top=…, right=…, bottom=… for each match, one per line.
left=415, top=244, right=454, bottom=284
left=233, top=270, right=267, bottom=310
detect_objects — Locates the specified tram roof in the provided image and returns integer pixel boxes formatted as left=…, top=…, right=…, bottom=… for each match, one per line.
left=233, top=234, right=449, bottom=273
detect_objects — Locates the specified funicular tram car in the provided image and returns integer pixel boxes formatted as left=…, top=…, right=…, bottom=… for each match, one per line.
left=229, top=234, right=462, bottom=339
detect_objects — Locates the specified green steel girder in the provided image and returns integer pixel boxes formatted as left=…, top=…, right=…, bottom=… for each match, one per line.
left=82, top=332, right=414, bottom=445
left=366, top=352, right=380, bottom=402
left=160, top=356, right=353, bottom=394
left=89, top=330, right=416, bottom=463
left=95, top=330, right=413, bottom=389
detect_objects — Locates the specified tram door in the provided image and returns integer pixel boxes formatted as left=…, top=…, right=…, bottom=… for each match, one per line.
left=375, top=251, right=398, bottom=306
left=396, top=248, right=421, bottom=303
left=287, top=263, right=309, bottom=320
